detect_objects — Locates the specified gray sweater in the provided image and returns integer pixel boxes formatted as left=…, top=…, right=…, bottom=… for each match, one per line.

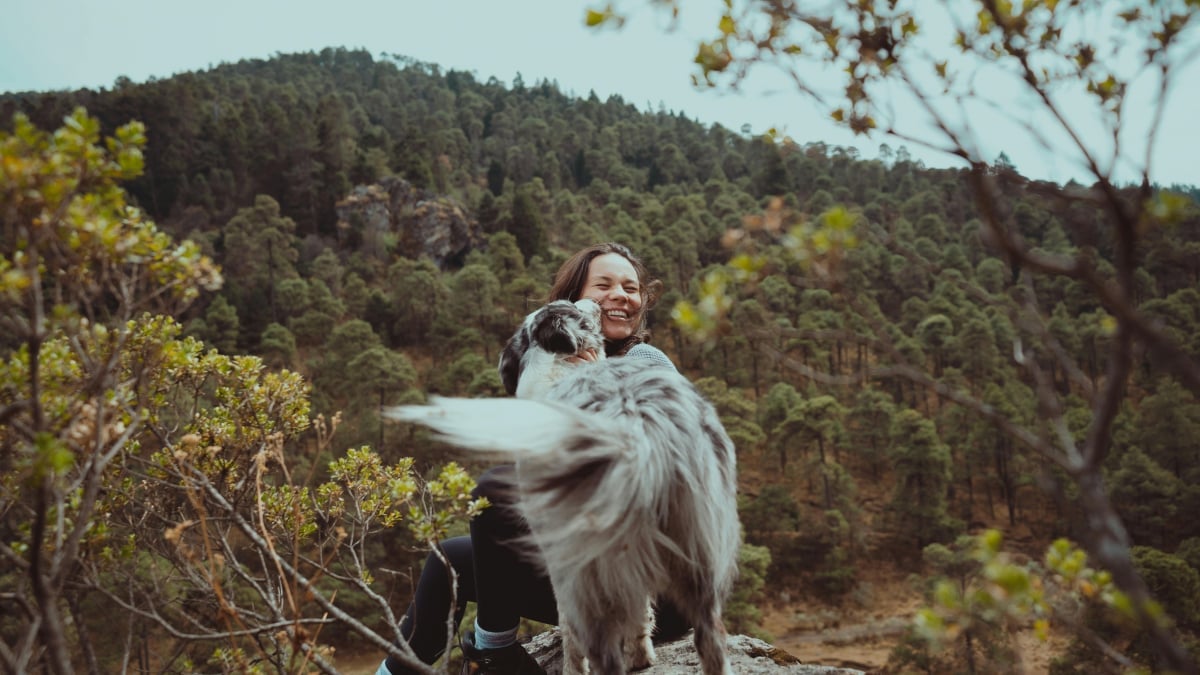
left=625, top=343, right=676, bottom=370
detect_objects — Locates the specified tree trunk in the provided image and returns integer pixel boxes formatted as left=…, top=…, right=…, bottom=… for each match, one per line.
left=818, top=437, right=832, bottom=510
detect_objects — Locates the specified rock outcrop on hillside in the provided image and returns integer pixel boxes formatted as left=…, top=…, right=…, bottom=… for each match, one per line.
left=522, top=630, right=866, bottom=674
left=335, top=176, right=481, bottom=268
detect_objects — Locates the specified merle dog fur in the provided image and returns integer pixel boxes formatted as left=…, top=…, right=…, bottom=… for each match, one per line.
left=387, top=299, right=739, bottom=675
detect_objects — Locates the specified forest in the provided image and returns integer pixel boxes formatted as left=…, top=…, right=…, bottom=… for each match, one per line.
left=2, top=38, right=1200, bottom=674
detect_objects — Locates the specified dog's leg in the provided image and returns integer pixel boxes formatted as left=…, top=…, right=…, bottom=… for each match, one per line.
left=583, top=629, right=626, bottom=675
left=622, top=599, right=656, bottom=671
left=670, top=585, right=730, bottom=675
left=569, top=599, right=628, bottom=675
left=691, top=607, right=730, bottom=675
left=560, top=616, right=590, bottom=675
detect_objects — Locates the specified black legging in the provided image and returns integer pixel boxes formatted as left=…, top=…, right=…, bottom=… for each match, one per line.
left=384, top=466, right=690, bottom=673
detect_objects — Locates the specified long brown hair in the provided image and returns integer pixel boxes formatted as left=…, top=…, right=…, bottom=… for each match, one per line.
left=547, top=242, right=662, bottom=356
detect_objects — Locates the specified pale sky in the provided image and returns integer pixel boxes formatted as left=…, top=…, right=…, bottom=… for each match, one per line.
left=2, top=0, right=1197, bottom=187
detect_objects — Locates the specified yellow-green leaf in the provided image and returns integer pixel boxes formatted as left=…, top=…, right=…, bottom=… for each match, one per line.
left=585, top=9, right=609, bottom=27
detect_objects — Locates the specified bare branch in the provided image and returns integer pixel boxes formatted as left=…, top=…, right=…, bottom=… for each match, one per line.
left=87, top=586, right=332, bottom=642
left=193, top=467, right=438, bottom=675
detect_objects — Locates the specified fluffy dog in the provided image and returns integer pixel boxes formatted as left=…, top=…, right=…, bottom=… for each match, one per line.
left=386, top=300, right=739, bottom=675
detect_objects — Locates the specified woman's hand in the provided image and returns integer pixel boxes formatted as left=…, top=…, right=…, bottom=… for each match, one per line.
left=566, top=348, right=600, bottom=365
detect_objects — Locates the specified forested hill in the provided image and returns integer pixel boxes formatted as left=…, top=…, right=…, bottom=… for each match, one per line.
left=3, top=48, right=771, bottom=235
left=5, top=46, right=1200, bottom=672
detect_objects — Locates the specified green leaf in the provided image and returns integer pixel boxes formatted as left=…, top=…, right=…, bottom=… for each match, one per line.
left=34, top=432, right=75, bottom=479
left=933, top=579, right=961, bottom=609
left=694, top=41, right=732, bottom=73
left=585, top=9, right=609, bottom=26
left=1109, top=589, right=1134, bottom=618
left=989, top=564, right=1031, bottom=596
left=671, top=300, right=703, bottom=331
left=729, top=253, right=765, bottom=280
left=913, top=607, right=945, bottom=643
left=1147, top=190, right=1193, bottom=227
left=980, top=528, right=1004, bottom=555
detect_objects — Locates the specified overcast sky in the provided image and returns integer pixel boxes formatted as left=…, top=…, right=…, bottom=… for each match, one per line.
left=2, top=0, right=1197, bottom=187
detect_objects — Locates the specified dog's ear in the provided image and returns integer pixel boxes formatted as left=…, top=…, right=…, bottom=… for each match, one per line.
left=534, top=311, right=576, bottom=354
left=499, top=332, right=525, bottom=396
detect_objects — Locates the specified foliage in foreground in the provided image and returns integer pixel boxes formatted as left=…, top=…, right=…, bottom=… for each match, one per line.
left=599, top=0, right=1200, bottom=670
left=0, top=109, right=485, bottom=674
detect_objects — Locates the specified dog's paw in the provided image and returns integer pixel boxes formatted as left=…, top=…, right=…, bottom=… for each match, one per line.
left=624, top=633, right=656, bottom=671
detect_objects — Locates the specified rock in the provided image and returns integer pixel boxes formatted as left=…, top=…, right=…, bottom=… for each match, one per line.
left=522, top=630, right=865, bottom=674
left=335, top=176, right=482, bottom=268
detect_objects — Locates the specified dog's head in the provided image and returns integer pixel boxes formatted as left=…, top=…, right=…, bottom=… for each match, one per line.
left=499, top=299, right=605, bottom=396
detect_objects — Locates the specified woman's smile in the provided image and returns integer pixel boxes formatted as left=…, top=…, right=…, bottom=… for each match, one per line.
left=581, top=253, right=643, bottom=341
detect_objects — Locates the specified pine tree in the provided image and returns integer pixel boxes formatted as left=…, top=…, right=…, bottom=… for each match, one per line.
left=888, top=410, right=958, bottom=549
left=508, top=182, right=546, bottom=261
left=202, top=295, right=241, bottom=353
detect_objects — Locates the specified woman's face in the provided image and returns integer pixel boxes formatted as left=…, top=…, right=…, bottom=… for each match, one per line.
left=580, top=253, right=643, bottom=341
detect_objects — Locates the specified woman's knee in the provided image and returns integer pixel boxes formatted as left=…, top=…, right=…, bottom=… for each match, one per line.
left=418, top=548, right=451, bottom=585
left=472, top=464, right=516, bottom=502
left=412, top=536, right=474, bottom=604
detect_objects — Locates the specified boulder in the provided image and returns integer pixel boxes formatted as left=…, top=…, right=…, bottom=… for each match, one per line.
left=335, top=176, right=482, bottom=268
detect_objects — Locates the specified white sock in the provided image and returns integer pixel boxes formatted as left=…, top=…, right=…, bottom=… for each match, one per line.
left=473, top=621, right=518, bottom=650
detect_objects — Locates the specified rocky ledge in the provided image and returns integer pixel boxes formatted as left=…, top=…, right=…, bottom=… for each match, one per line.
left=522, top=630, right=866, bottom=675
left=335, top=176, right=482, bottom=268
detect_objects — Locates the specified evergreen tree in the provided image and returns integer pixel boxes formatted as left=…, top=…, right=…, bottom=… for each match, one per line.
left=888, top=410, right=958, bottom=550
left=1109, top=448, right=1181, bottom=549
left=317, top=319, right=382, bottom=400
left=443, top=263, right=505, bottom=361
left=759, top=382, right=803, bottom=472
left=1135, top=378, right=1200, bottom=483
left=508, top=182, right=546, bottom=261
left=346, top=345, right=419, bottom=451
left=789, top=395, right=848, bottom=508
left=259, top=322, right=297, bottom=369
left=386, top=257, right=448, bottom=347
left=740, top=484, right=802, bottom=537
left=484, top=231, right=527, bottom=286
left=692, top=377, right=765, bottom=454
left=221, top=194, right=299, bottom=335
left=274, top=277, right=312, bottom=320
left=202, top=294, right=241, bottom=353
left=847, top=387, right=897, bottom=478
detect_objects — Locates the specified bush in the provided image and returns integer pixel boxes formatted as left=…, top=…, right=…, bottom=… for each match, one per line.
left=1176, top=537, right=1200, bottom=574
left=725, top=543, right=773, bottom=640
left=1132, top=546, right=1200, bottom=630
left=739, top=485, right=800, bottom=538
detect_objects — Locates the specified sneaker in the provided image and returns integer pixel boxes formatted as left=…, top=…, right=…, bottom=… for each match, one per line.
left=459, top=631, right=547, bottom=675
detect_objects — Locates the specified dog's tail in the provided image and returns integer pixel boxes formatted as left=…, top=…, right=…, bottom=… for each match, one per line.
left=385, top=396, right=688, bottom=582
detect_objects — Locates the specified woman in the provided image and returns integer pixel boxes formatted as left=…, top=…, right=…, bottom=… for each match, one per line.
left=379, top=243, right=684, bottom=675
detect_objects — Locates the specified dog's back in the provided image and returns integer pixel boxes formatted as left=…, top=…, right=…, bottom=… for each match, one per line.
left=523, top=358, right=740, bottom=675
